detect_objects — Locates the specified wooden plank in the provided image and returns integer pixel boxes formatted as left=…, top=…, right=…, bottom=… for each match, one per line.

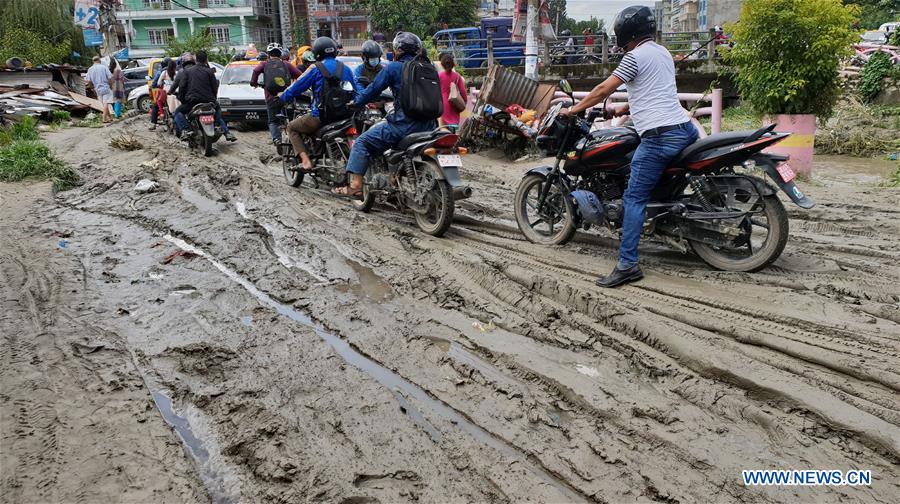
left=68, top=92, right=104, bottom=112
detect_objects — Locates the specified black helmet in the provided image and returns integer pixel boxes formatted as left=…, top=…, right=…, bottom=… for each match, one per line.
left=560, top=30, right=572, bottom=37
left=312, top=36, right=338, bottom=60
left=392, top=32, right=422, bottom=58
left=613, top=6, right=656, bottom=48
left=361, top=40, right=383, bottom=59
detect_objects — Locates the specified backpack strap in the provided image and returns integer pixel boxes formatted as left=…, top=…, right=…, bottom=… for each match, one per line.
left=334, top=61, right=344, bottom=81
left=315, top=61, right=332, bottom=79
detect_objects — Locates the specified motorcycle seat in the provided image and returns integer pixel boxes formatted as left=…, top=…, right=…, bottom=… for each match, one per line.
left=671, top=130, right=758, bottom=164
left=316, top=118, right=353, bottom=138
left=398, top=130, right=447, bottom=150
left=189, top=102, right=216, bottom=116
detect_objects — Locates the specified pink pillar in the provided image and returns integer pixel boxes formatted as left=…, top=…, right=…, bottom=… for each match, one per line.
left=711, top=88, right=723, bottom=134
left=764, top=114, right=817, bottom=177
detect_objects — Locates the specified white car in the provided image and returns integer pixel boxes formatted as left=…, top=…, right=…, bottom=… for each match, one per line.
left=128, top=61, right=224, bottom=113
left=216, top=60, right=267, bottom=124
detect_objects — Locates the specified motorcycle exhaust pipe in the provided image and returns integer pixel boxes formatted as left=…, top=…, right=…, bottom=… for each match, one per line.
left=453, top=185, right=473, bottom=201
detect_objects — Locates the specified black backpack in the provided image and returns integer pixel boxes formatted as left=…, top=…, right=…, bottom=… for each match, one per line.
left=315, top=61, right=353, bottom=123
left=263, top=58, right=290, bottom=94
left=399, top=55, right=443, bottom=121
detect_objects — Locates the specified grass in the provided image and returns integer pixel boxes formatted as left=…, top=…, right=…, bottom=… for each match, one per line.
left=74, top=113, right=103, bottom=128
left=697, top=103, right=760, bottom=133
left=0, top=117, right=78, bottom=191
left=51, top=110, right=71, bottom=124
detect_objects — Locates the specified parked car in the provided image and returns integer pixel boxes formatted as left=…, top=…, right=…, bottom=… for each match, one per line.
left=859, top=30, right=888, bottom=45
left=217, top=60, right=266, bottom=125
left=129, top=60, right=224, bottom=113
left=122, top=66, right=149, bottom=95
left=434, top=17, right=524, bottom=69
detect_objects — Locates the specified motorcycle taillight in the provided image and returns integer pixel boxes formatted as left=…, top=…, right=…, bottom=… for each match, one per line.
left=433, top=134, right=458, bottom=148
left=199, top=115, right=214, bottom=124
left=345, top=127, right=358, bottom=136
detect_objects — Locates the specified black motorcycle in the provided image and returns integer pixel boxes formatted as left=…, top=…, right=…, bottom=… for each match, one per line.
left=183, top=102, right=222, bottom=157
left=353, top=130, right=472, bottom=237
left=514, top=80, right=815, bottom=272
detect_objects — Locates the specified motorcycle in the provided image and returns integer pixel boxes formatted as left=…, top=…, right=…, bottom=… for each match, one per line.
left=353, top=129, right=472, bottom=237
left=183, top=102, right=222, bottom=157
left=513, top=80, right=815, bottom=272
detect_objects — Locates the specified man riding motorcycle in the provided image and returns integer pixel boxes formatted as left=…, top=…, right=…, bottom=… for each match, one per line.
left=562, top=5, right=698, bottom=288
left=354, top=40, right=386, bottom=84
left=277, top=36, right=363, bottom=172
left=334, top=32, right=436, bottom=198
left=169, top=51, right=236, bottom=142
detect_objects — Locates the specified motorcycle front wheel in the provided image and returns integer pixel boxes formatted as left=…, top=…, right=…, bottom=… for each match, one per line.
left=514, top=174, right=576, bottom=245
left=412, top=161, right=454, bottom=237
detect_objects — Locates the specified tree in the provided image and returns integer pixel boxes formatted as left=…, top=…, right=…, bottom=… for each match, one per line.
left=165, top=31, right=234, bottom=65
left=843, top=0, right=897, bottom=29
left=723, top=0, right=859, bottom=118
left=359, top=0, right=439, bottom=37
left=0, top=0, right=85, bottom=64
left=434, top=0, right=478, bottom=30
left=548, top=0, right=568, bottom=31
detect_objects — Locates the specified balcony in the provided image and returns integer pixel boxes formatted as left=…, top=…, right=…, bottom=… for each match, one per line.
left=308, top=1, right=367, bottom=17
left=120, top=0, right=260, bottom=20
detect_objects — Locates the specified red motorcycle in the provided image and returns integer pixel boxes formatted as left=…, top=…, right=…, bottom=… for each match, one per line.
left=513, top=81, right=814, bottom=272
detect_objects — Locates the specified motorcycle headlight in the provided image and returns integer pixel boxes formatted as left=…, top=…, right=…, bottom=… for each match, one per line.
left=219, top=98, right=232, bottom=106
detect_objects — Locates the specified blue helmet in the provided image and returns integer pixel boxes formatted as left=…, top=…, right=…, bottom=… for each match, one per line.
left=570, top=190, right=606, bottom=226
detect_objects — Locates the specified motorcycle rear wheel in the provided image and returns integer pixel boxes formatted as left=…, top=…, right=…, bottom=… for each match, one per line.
left=413, top=161, right=454, bottom=237
left=691, top=194, right=789, bottom=272
left=514, top=174, right=576, bottom=245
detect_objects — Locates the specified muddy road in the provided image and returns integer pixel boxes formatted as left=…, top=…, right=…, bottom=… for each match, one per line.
left=2, top=119, right=898, bottom=503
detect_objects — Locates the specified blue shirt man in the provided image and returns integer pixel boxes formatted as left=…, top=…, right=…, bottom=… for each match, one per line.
left=336, top=50, right=436, bottom=196
left=279, top=50, right=362, bottom=171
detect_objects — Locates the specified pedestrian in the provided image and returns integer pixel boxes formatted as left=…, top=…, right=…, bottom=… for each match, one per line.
left=583, top=28, right=595, bottom=54
left=438, top=52, right=467, bottom=130
left=562, top=5, right=699, bottom=288
left=109, top=57, right=126, bottom=118
left=85, top=55, right=113, bottom=123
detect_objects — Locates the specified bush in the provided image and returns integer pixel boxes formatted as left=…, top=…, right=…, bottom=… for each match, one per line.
left=0, top=26, right=72, bottom=66
left=51, top=110, right=71, bottom=123
left=722, top=0, right=859, bottom=119
left=0, top=118, right=78, bottom=190
left=858, top=52, right=893, bottom=103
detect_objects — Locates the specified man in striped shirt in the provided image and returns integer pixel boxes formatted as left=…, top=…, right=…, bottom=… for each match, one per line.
left=563, top=5, right=698, bottom=288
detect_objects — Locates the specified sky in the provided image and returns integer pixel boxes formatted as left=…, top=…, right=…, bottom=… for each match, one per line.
left=566, top=0, right=656, bottom=29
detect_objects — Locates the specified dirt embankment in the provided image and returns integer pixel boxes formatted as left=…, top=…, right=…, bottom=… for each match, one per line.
left=2, top=119, right=899, bottom=503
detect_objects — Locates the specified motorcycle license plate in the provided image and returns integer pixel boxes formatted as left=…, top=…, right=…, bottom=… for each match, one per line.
left=437, top=154, right=461, bottom=167
left=199, top=115, right=214, bottom=124
left=776, top=162, right=796, bottom=183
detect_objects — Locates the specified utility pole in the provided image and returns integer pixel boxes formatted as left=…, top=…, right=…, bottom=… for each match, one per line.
left=525, top=0, right=539, bottom=79
left=99, top=0, right=118, bottom=56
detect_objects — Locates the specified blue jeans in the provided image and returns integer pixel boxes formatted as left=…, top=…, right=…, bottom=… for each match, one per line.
left=174, top=102, right=229, bottom=135
left=619, top=123, right=699, bottom=268
left=346, top=119, right=434, bottom=175
left=265, top=99, right=282, bottom=142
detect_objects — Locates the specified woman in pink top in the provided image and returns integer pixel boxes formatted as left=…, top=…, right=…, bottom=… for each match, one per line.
left=438, top=53, right=468, bottom=128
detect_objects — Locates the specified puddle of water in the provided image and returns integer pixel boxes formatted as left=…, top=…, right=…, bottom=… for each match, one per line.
left=171, top=285, right=198, bottom=297
left=336, top=258, right=394, bottom=301
left=239, top=315, right=253, bottom=327
left=575, top=364, right=601, bottom=378
left=149, top=388, right=238, bottom=504
left=162, top=234, right=588, bottom=503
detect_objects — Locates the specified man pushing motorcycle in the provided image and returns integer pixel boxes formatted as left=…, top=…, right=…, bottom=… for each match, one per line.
left=562, top=5, right=699, bottom=288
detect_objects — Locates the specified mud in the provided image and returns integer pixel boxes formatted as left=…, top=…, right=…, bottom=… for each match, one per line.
left=2, top=119, right=899, bottom=503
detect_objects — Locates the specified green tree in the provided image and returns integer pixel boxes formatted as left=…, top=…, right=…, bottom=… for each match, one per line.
left=548, top=0, right=568, bottom=31
left=434, top=0, right=478, bottom=30
left=843, top=0, right=897, bottom=29
left=723, top=0, right=860, bottom=118
left=359, top=0, right=440, bottom=37
left=292, top=16, right=309, bottom=46
left=0, top=0, right=85, bottom=64
left=165, top=31, right=233, bottom=65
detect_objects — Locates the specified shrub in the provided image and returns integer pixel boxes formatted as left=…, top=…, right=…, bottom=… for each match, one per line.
left=858, top=52, right=892, bottom=103
left=0, top=26, right=72, bottom=66
left=51, top=110, right=71, bottom=123
left=722, top=0, right=859, bottom=119
left=0, top=118, right=78, bottom=191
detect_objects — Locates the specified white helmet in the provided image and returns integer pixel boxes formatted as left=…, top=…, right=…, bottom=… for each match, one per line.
left=266, top=42, right=283, bottom=56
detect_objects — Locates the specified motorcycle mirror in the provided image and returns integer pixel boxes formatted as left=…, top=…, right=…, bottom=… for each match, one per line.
left=559, top=79, right=573, bottom=95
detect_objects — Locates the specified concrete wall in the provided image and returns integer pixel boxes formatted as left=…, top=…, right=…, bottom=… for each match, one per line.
left=706, top=0, right=743, bottom=29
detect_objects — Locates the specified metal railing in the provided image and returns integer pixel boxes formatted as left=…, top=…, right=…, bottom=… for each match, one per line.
left=127, top=0, right=253, bottom=11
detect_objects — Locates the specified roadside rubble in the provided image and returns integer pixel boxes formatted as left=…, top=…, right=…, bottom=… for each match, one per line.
left=0, top=64, right=100, bottom=122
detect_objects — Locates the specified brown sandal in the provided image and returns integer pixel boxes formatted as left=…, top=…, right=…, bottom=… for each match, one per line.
left=331, top=185, right=363, bottom=200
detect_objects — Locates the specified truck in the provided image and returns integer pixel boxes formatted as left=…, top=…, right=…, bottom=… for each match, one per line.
left=433, top=17, right=524, bottom=69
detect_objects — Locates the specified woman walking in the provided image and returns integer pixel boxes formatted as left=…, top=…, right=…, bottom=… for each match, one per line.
left=438, top=53, right=468, bottom=130
left=109, top=58, right=126, bottom=119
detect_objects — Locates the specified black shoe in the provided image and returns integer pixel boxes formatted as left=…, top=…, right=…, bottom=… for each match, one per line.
left=225, top=132, right=237, bottom=142
left=596, top=264, right=643, bottom=288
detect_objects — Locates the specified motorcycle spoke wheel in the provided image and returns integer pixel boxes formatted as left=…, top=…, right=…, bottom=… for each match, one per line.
left=514, top=174, right=575, bottom=246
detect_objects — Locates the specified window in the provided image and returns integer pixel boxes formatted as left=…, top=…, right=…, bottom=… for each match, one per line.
left=148, top=28, right=174, bottom=45
left=207, top=25, right=230, bottom=43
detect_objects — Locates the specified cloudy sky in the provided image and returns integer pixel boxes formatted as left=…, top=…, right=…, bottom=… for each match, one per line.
left=566, top=0, right=656, bottom=28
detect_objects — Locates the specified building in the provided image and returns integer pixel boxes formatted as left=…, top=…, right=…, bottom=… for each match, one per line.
left=304, top=0, right=369, bottom=52
left=478, top=0, right=514, bottom=18
left=670, top=0, right=700, bottom=32
left=702, top=0, right=742, bottom=31
left=117, top=0, right=281, bottom=58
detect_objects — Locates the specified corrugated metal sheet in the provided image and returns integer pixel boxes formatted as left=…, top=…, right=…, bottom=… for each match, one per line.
left=479, top=65, right=556, bottom=114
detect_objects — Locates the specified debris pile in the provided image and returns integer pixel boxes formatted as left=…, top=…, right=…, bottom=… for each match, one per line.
left=0, top=64, right=100, bottom=122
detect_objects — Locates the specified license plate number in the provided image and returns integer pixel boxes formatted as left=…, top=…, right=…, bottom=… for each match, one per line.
left=776, top=163, right=796, bottom=182
left=437, top=154, right=461, bottom=167
left=199, top=115, right=214, bottom=124
left=245, top=112, right=260, bottom=120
